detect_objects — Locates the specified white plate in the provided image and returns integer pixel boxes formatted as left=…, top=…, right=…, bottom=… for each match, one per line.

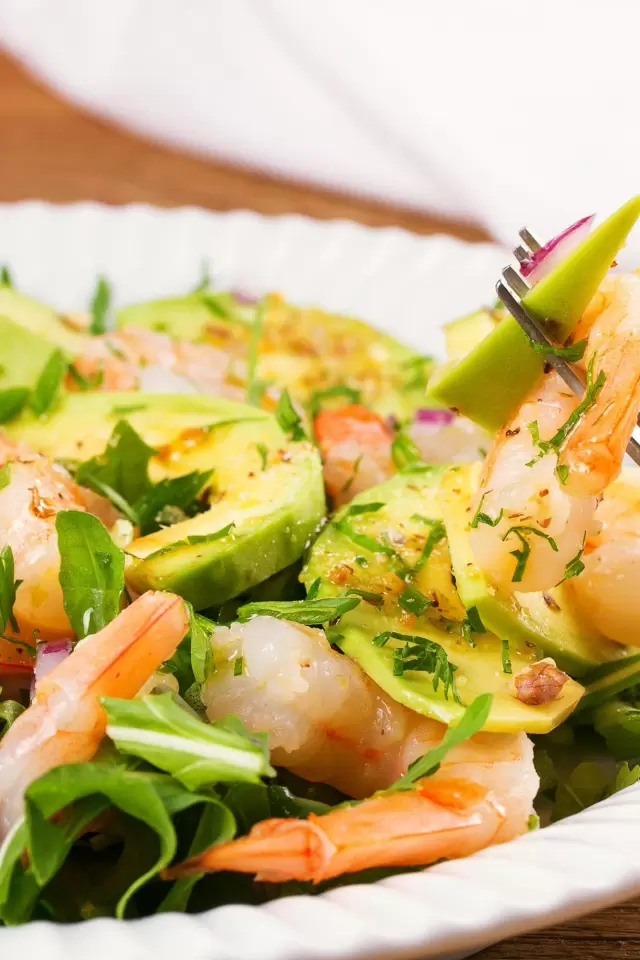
left=1, top=203, right=639, bottom=960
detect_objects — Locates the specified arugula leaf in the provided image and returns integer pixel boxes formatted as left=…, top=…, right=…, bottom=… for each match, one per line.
left=275, top=389, right=307, bottom=442
left=308, top=385, right=361, bottom=417
left=186, top=603, right=214, bottom=687
left=0, top=694, right=24, bottom=739
left=30, top=349, right=67, bottom=417
left=530, top=338, right=587, bottom=362
left=76, top=419, right=156, bottom=512
left=593, top=699, right=640, bottom=760
left=56, top=510, right=124, bottom=638
left=387, top=693, right=492, bottom=790
left=373, top=631, right=461, bottom=703
left=237, top=595, right=360, bottom=625
left=470, top=492, right=503, bottom=529
left=306, top=577, right=321, bottom=600
left=0, top=386, right=30, bottom=424
left=103, top=693, right=275, bottom=789
left=390, top=431, right=425, bottom=472
left=246, top=298, right=266, bottom=406
left=143, top=522, right=235, bottom=560
left=135, top=470, right=213, bottom=535
left=0, top=545, right=21, bottom=633
left=89, top=275, right=111, bottom=335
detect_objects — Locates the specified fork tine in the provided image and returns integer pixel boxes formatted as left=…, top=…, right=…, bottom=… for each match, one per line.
left=502, top=265, right=530, bottom=298
left=518, top=228, right=542, bottom=253
left=513, top=245, right=530, bottom=264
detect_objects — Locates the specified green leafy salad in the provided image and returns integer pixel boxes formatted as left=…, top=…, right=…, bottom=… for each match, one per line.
left=1, top=202, right=640, bottom=926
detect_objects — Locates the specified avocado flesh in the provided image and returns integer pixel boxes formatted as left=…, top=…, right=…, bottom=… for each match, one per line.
left=439, top=462, right=627, bottom=675
left=302, top=468, right=583, bottom=732
left=444, top=308, right=500, bottom=363
left=0, top=316, right=59, bottom=388
left=427, top=196, right=640, bottom=431
left=8, top=392, right=326, bottom=610
left=117, top=292, right=431, bottom=421
left=0, top=286, right=86, bottom=354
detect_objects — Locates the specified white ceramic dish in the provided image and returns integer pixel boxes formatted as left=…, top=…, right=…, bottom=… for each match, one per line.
left=0, top=203, right=639, bottom=960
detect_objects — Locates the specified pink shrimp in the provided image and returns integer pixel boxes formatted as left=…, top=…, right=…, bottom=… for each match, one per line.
left=314, top=404, right=394, bottom=506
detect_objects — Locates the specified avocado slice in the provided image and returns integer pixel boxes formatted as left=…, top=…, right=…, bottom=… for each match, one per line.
left=438, top=462, right=628, bottom=675
left=8, top=392, right=326, bottom=610
left=0, top=316, right=59, bottom=389
left=443, top=307, right=501, bottom=363
left=117, top=291, right=432, bottom=421
left=427, top=196, right=640, bottom=431
left=302, top=468, right=583, bottom=732
left=0, top=285, right=86, bottom=354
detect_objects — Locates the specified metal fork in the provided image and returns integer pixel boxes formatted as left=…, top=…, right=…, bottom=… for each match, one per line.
left=496, top=229, right=640, bottom=467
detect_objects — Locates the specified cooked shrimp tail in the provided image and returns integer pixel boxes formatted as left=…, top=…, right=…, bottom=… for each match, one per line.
left=0, top=591, right=188, bottom=838
left=165, top=776, right=506, bottom=884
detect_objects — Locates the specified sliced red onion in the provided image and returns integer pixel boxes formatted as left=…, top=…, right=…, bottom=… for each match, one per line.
left=520, top=214, right=595, bottom=285
left=31, top=639, right=73, bottom=699
left=414, top=408, right=456, bottom=426
left=231, top=290, right=259, bottom=305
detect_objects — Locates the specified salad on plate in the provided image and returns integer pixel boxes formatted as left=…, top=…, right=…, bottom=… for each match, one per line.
left=1, top=199, right=640, bottom=924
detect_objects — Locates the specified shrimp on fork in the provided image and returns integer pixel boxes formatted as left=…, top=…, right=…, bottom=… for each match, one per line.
left=0, top=592, right=188, bottom=839
left=165, top=775, right=509, bottom=884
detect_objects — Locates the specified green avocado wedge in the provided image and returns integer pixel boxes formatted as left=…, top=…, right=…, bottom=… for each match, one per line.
left=0, top=316, right=60, bottom=389
left=8, top=392, right=326, bottom=610
left=302, top=468, right=583, bottom=732
left=0, top=285, right=87, bottom=354
left=427, top=196, right=640, bottom=431
left=439, top=462, right=628, bottom=676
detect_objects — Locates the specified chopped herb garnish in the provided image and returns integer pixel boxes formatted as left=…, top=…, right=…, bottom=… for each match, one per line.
left=275, top=389, right=306, bottom=442
left=89, top=275, right=111, bottom=335
left=556, top=463, right=569, bottom=484
left=256, top=442, right=269, bottom=471
left=334, top=502, right=399, bottom=559
left=233, top=656, right=244, bottom=677
left=402, top=355, right=432, bottom=392
left=501, top=525, right=558, bottom=583
left=306, top=577, right=321, bottom=600
left=414, top=519, right=446, bottom=572
left=530, top=338, right=587, bottom=362
left=143, top=523, right=235, bottom=560
left=236, top=595, right=360, bottom=625
left=559, top=534, right=587, bottom=584
left=470, top=493, right=503, bottom=529
left=390, top=431, right=427, bottom=472
left=67, top=362, right=104, bottom=391
left=0, top=463, right=11, bottom=490
left=192, top=260, right=212, bottom=293
left=340, top=453, right=363, bottom=495
left=398, top=585, right=432, bottom=616
left=308, top=385, right=361, bottom=417
left=373, top=631, right=461, bottom=703
left=246, top=298, right=266, bottom=407
left=501, top=637, right=512, bottom=674
left=0, top=265, right=12, bottom=287
left=0, top=387, right=30, bottom=424
left=345, top=588, right=384, bottom=608
left=461, top=605, right=485, bottom=647
left=0, top=546, right=21, bottom=633
left=134, top=470, right=213, bottom=535
left=31, top=349, right=67, bottom=417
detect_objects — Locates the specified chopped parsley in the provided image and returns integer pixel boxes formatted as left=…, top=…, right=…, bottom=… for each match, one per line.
left=398, top=585, right=432, bottom=616
left=470, top=492, right=504, bottom=529
left=345, top=588, right=384, bottom=608
left=255, top=442, right=269, bottom=471
left=67, top=362, right=104, bottom=391
left=333, top=502, right=399, bottom=559
left=275, top=389, right=307, bottom=442
left=414, top=518, right=446, bottom=572
left=143, top=523, right=235, bottom=560
left=0, top=463, right=11, bottom=490
left=306, top=577, right=321, bottom=600
left=340, top=453, right=363, bottom=494
left=373, top=630, right=461, bottom=703
left=461, top=605, right=485, bottom=647
left=530, top=338, right=587, bottom=362
left=236, top=595, right=360, bottom=625
left=501, top=637, right=512, bottom=674
left=0, top=545, right=21, bottom=633
left=559, top=534, right=587, bottom=584
left=501, top=525, right=558, bottom=583
left=402, top=355, right=433, bottom=392
left=192, top=260, right=212, bottom=293
left=89, top=275, right=111, bottom=335
left=233, top=656, right=244, bottom=677
left=308, top=384, right=361, bottom=417
left=390, top=431, right=427, bottom=472
left=556, top=463, right=569, bottom=484
left=246, top=298, right=266, bottom=407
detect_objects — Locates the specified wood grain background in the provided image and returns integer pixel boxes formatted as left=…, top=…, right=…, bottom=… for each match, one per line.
left=0, top=49, right=638, bottom=959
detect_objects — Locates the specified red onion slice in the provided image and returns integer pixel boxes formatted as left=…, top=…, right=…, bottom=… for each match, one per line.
left=520, top=215, right=595, bottom=285
left=414, top=408, right=456, bottom=426
left=31, top=639, right=73, bottom=699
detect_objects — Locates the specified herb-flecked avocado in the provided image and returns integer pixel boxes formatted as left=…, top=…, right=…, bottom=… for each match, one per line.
left=302, top=468, right=583, bottom=732
left=8, top=393, right=326, bottom=610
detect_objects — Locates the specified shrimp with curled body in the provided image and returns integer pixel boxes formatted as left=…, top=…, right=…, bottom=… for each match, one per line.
left=0, top=592, right=188, bottom=839
left=202, top=616, right=537, bottom=838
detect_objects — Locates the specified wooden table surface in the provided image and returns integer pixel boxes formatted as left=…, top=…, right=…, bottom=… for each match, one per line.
left=0, top=49, right=638, bottom=959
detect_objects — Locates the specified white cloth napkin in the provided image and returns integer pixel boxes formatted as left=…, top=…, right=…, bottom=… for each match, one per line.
left=2, top=0, right=639, bottom=249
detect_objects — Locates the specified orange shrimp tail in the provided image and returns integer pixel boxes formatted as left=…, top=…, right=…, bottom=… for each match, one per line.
left=164, top=777, right=506, bottom=886
left=314, top=404, right=392, bottom=450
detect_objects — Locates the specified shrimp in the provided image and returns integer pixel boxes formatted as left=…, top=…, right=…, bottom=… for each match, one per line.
left=314, top=404, right=394, bottom=506
left=201, top=617, right=537, bottom=838
left=0, top=592, right=187, bottom=839
left=567, top=470, right=640, bottom=645
left=557, top=273, right=640, bottom=497
left=67, top=326, right=245, bottom=399
left=469, top=371, right=598, bottom=593
left=165, top=775, right=513, bottom=884
left=0, top=436, right=118, bottom=649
